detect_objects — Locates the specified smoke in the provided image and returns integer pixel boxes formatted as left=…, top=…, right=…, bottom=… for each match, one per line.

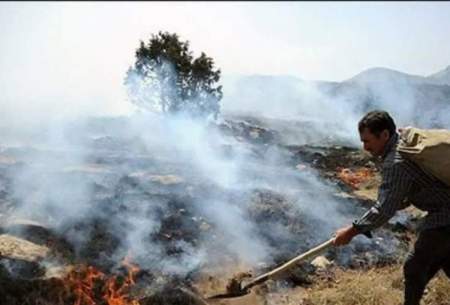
left=360, top=81, right=450, bottom=129
left=8, top=120, right=93, bottom=227
left=4, top=63, right=445, bottom=280
left=2, top=69, right=279, bottom=276
left=117, top=112, right=275, bottom=270
left=221, top=71, right=450, bottom=147
left=221, top=75, right=362, bottom=146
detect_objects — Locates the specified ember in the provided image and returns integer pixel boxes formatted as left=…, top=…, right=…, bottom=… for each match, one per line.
left=336, top=167, right=374, bottom=190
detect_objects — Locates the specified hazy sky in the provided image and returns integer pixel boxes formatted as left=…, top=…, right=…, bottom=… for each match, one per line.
left=1, top=1, right=450, bottom=119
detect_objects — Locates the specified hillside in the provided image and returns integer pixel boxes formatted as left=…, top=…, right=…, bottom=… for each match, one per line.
left=427, top=65, right=450, bottom=85
left=222, top=65, right=450, bottom=130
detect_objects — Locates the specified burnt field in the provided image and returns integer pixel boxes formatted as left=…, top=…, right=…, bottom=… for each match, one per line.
left=0, top=115, right=421, bottom=305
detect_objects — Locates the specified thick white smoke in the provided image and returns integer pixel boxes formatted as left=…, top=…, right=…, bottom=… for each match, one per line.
left=221, top=75, right=362, bottom=146
left=221, top=70, right=450, bottom=147
left=5, top=63, right=445, bottom=278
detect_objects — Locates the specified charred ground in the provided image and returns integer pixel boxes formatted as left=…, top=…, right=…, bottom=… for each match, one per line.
left=0, top=115, right=438, bottom=305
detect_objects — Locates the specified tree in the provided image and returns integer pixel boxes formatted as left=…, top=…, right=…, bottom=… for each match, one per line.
left=124, top=32, right=222, bottom=119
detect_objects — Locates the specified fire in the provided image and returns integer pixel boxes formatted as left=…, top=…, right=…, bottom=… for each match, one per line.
left=63, top=256, right=141, bottom=305
left=103, top=256, right=141, bottom=305
left=336, top=167, right=374, bottom=189
left=64, top=265, right=104, bottom=305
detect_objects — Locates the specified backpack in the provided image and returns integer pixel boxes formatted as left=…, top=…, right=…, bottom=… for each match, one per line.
left=397, top=127, right=450, bottom=187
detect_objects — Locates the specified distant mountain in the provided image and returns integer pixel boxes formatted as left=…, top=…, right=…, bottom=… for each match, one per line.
left=345, top=67, right=434, bottom=85
left=345, top=66, right=450, bottom=87
left=427, top=65, right=450, bottom=85
left=221, top=65, right=450, bottom=129
left=329, top=66, right=450, bottom=128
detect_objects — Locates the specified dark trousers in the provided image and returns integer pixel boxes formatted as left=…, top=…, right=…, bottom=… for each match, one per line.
left=403, top=225, right=450, bottom=305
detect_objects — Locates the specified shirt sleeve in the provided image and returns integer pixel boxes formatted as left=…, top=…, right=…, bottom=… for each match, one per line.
left=353, top=161, right=412, bottom=235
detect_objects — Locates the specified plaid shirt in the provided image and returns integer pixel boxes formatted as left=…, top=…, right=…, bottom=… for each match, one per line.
left=353, top=133, right=450, bottom=234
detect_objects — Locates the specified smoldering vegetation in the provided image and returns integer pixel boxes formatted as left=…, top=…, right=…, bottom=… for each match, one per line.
left=0, top=114, right=412, bottom=304
left=1, top=66, right=448, bottom=304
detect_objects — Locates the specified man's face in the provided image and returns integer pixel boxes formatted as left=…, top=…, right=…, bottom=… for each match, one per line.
left=359, top=127, right=390, bottom=157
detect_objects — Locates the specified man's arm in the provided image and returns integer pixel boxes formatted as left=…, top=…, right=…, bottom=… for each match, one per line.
left=334, top=225, right=359, bottom=246
left=334, top=161, right=412, bottom=246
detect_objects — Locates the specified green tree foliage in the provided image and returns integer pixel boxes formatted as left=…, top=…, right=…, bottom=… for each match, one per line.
left=124, top=32, right=222, bottom=119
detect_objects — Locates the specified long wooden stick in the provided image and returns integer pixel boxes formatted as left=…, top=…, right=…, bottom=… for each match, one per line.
left=242, top=238, right=334, bottom=290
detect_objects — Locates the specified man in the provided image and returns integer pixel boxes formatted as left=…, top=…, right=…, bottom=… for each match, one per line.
left=333, top=110, right=450, bottom=305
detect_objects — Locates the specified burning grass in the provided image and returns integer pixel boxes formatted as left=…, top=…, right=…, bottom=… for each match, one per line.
left=0, top=258, right=142, bottom=305
left=0, top=122, right=426, bottom=305
left=63, top=257, right=140, bottom=305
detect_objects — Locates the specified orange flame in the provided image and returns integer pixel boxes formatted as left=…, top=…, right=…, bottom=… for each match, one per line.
left=64, top=265, right=104, bottom=305
left=63, top=256, right=141, bottom=305
left=103, top=256, right=141, bottom=305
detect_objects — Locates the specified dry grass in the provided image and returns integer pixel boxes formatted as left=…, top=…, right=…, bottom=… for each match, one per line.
left=300, top=265, right=450, bottom=305
left=3, top=263, right=449, bottom=305
left=422, top=272, right=450, bottom=305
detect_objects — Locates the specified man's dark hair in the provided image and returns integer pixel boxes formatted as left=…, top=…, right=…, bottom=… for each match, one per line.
left=358, top=110, right=396, bottom=137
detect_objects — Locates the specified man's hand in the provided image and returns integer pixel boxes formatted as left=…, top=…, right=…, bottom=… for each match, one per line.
left=333, top=225, right=359, bottom=246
